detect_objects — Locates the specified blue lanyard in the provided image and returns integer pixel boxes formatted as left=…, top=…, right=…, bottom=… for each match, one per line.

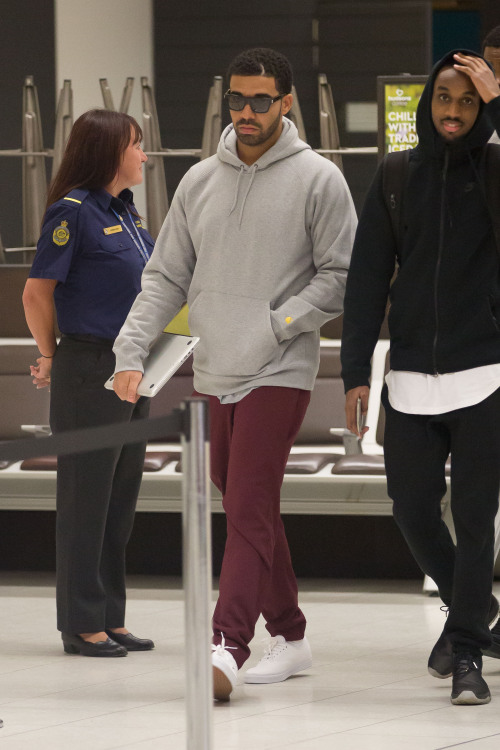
left=110, top=207, right=150, bottom=265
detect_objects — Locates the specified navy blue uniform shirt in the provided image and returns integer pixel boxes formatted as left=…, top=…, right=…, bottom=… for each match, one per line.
left=30, top=187, right=154, bottom=339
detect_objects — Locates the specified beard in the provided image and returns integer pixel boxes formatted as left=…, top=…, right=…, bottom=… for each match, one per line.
left=235, top=109, right=282, bottom=147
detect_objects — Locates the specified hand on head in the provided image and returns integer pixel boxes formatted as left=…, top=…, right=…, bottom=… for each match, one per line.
left=453, top=53, right=500, bottom=103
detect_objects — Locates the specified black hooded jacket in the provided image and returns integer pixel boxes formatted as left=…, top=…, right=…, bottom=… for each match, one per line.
left=341, top=49, right=500, bottom=393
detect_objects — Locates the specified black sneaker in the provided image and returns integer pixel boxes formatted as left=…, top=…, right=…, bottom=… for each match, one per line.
left=429, top=595, right=499, bottom=679
left=451, top=653, right=491, bottom=705
left=428, top=631, right=453, bottom=678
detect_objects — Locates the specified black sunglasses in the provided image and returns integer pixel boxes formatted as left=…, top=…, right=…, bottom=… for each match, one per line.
left=224, top=90, right=284, bottom=114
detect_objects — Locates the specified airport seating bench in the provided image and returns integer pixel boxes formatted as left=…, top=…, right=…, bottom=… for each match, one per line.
left=0, top=337, right=450, bottom=516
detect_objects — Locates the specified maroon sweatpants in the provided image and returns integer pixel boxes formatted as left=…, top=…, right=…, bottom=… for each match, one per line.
left=195, top=386, right=310, bottom=668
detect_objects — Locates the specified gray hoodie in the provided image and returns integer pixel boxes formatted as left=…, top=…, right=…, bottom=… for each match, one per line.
left=113, top=118, right=357, bottom=395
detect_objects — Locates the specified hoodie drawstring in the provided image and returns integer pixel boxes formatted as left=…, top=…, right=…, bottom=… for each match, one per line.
left=229, top=166, right=244, bottom=216
left=238, top=165, right=258, bottom=227
left=229, top=164, right=259, bottom=228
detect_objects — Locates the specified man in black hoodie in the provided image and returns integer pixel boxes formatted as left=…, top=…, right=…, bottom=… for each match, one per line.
left=341, top=50, right=500, bottom=705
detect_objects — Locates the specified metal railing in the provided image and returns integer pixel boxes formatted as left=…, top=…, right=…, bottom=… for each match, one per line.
left=0, top=72, right=377, bottom=256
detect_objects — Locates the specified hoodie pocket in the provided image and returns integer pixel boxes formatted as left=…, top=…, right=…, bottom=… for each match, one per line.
left=188, top=290, right=278, bottom=377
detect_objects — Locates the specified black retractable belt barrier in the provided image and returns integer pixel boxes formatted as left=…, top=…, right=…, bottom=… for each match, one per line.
left=0, top=411, right=184, bottom=462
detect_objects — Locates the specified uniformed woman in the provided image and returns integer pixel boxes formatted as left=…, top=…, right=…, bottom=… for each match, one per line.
left=23, top=109, right=155, bottom=657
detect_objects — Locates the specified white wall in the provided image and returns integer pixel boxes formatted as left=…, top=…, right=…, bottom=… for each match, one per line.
left=54, top=0, right=153, bottom=213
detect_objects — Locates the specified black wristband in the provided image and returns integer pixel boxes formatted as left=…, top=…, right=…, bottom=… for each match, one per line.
left=41, top=353, right=56, bottom=358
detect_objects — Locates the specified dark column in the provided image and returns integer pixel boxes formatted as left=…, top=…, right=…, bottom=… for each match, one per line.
left=0, top=2, right=55, bottom=249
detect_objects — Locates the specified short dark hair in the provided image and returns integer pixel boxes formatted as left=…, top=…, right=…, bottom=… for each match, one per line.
left=47, top=109, right=142, bottom=208
left=226, top=48, right=293, bottom=95
left=483, top=25, right=500, bottom=51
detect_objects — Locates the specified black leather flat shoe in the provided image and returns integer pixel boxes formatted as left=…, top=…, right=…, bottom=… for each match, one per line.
left=105, top=630, right=155, bottom=651
left=61, top=632, right=127, bottom=657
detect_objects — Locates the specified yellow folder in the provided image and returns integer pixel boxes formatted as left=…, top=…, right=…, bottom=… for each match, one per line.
left=164, top=304, right=190, bottom=336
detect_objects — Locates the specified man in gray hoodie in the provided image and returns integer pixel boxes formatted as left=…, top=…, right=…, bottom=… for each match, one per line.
left=112, top=47, right=356, bottom=701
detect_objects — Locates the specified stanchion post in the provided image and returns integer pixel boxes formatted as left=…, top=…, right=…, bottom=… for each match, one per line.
left=181, top=398, right=213, bottom=750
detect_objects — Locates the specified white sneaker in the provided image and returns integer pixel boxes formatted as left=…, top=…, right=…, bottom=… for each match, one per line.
left=212, top=638, right=238, bottom=701
left=244, top=635, right=312, bottom=684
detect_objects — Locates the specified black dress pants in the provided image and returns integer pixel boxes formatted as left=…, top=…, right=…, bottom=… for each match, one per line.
left=50, top=336, right=150, bottom=633
left=382, top=384, right=500, bottom=652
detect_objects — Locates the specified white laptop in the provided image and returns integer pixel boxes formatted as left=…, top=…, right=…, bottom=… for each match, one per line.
left=105, top=332, right=199, bottom=397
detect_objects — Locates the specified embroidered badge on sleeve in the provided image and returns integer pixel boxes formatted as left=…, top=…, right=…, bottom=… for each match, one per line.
left=52, top=220, right=70, bottom=246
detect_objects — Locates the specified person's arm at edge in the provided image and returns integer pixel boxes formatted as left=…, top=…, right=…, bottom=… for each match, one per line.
left=113, top=181, right=195, bottom=403
left=270, top=163, right=357, bottom=339
left=341, top=161, right=396, bottom=436
left=22, top=278, right=58, bottom=389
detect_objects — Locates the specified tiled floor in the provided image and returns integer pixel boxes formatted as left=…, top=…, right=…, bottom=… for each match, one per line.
left=1, top=574, right=500, bottom=749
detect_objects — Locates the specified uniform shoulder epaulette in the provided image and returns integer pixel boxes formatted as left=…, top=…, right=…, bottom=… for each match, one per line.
left=62, top=188, right=90, bottom=206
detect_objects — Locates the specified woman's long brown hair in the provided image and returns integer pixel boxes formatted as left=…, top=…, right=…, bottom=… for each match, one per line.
left=46, top=109, right=143, bottom=209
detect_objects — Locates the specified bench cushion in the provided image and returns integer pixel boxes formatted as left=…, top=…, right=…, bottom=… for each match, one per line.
left=285, top=453, right=335, bottom=474
left=175, top=452, right=336, bottom=476
left=143, top=451, right=181, bottom=471
left=331, top=455, right=386, bottom=475
left=332, top=454, right=452, bottom=476
left=20, top=451, right=181, bottom=473
left=20, top=456, right=58, bottom=471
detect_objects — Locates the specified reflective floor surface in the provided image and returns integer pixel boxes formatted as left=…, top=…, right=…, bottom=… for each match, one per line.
left=1, top=573, right=500, bottom=749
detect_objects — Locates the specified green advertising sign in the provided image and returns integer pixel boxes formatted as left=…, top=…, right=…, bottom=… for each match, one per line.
left=377, top=75, right=427, bottom=160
